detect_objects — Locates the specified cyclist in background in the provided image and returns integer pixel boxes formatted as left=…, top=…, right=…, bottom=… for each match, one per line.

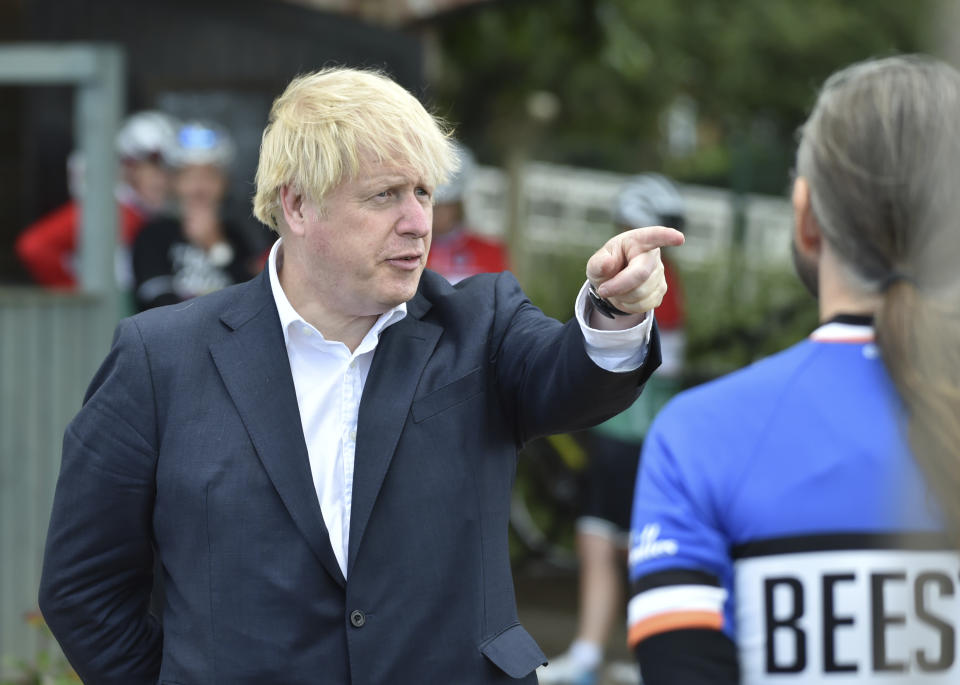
left=132, top=120, right=257, bottom=310
left=540, top=174, right=686, bottom=685
left=426, top=141, right=509, bottom=283
left=629, top=55, right=960, bottom=685
left=16, top=110, right=179, bottom=292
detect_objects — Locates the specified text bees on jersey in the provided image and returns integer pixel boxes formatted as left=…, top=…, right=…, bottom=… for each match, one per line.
left=734, top=546, right=960, bottom=683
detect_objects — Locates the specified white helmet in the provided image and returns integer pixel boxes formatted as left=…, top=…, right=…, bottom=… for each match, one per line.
left=434, top=141, right=475, bottom=205
left=115, top=110, right=180, bottom=164
left=613, top=173, right=685, bottom=231
left=169, top=120, right=236, bottom=169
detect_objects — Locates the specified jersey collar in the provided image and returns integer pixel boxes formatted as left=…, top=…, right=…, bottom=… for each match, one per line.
left=809, top=313, right=874, bottom=343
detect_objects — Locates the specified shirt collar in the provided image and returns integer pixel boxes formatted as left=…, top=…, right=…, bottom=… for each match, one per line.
left=267, top=238, right=407, bottom=348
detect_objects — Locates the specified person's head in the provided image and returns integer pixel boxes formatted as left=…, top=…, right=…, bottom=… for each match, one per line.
left=794, top=54, right=960, bottom=535
left=252, top=67, right=458, bottom=321
left=115, top=110, right=179, bottom=213
left=613, top=173, right=685, bottom=234
left=253, top=67, right=457, bottom=233
left=432, top=141, right=476, bottom=237
left=170, top=121, right=235, bottom=213
left=794, top=55, right=960, bottom=300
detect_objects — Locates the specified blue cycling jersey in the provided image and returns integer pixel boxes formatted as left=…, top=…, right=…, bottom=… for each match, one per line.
left=628, top=317, right=958, bottom=683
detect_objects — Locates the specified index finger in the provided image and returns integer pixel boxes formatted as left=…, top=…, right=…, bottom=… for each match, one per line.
left=621, top=226, right=685, bottom=255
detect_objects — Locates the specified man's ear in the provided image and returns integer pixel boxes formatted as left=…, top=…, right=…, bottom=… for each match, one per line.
left=279, top=185, right=307, bottom=236
left=792, top=175, right=822, bottom=257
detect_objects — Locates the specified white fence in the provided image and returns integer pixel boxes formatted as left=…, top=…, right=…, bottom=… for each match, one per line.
left=466, top=161, right=794, bottom=267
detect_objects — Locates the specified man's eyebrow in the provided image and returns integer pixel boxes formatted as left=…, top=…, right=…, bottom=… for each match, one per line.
left=358, top=174, right=426, bottom=192
left=358, top=174, right=405, bottom=188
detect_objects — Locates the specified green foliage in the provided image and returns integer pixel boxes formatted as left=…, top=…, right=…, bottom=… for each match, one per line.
left=518, top=248, right=594, bottom=321
left=0, top=613, right=78, bottom=685
left=678, top=256, right=820, bottom=383
left=434, top=0, right=937, bottom=190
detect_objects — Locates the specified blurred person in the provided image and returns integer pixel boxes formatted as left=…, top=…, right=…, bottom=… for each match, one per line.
left=539, top=174, right=686, bottom=685
left=38, top=66, right=684, bottom=685
left=426, top=141, right=509, bottom=282
left=628, top=55, right=960, bottom=685
left=15, top=110, right=178, bottom=290
left=132, top=120, right=257, bottom=311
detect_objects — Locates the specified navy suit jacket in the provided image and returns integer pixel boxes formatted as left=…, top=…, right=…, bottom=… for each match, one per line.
left=39, top=268, right=660, bottom=684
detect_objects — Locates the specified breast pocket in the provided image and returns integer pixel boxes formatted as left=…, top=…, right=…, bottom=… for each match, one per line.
left=411, top=367, right=484, bottom=423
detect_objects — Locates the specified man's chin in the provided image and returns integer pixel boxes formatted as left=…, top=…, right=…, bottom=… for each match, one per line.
left=379, top=274, right=422, bottom=308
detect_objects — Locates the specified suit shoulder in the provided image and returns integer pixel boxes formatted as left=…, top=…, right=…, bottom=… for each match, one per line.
left=420, top=269, right=520, bottom=298
left=420, top=268, right=496, bottom=291
left=424, top=269, right=527, bottom=307
left=129, top=277, right=261, bottom=338
left=415, top=270, right=528, bottom=337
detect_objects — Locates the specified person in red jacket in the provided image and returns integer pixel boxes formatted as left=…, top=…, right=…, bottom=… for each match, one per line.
left=425, top=142, right=509, bottom=282
left=15, top=110, right=179, bottom=290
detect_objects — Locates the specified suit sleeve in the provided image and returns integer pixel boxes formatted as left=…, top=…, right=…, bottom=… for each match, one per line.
left=39, top=318, right=162, bottom=685
left=627, top=410, right=738, bottom=684
left=490, top=271, right=660, bottom=444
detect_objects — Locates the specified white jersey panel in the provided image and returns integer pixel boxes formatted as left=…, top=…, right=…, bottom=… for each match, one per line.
left=735, top=549, right=960, bottom=684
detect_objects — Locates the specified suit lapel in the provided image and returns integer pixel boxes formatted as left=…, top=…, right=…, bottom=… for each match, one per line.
left=347, top=295, right=441, bottom=574
left=210, top=273, right=346, bottom=588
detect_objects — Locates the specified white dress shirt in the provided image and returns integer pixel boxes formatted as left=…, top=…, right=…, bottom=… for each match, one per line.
left=267, top=239, right=653, bottom=577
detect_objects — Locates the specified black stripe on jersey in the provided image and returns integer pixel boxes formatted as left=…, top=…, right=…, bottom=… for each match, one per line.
left=732, top=531, right=952, bottom=560
left=826, top=313, right=873, bottom=326
left=632, top=567, right=721, bottom=595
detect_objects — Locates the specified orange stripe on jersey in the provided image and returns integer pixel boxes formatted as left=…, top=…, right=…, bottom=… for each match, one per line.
left=627, top=610, right=723, bottom=648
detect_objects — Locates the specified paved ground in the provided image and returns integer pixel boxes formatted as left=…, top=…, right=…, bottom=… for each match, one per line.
left=515, top=562, right=640, bottom=685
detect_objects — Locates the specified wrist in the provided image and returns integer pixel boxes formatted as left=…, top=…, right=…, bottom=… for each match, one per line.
left=587, top=282, right=631, bottom=318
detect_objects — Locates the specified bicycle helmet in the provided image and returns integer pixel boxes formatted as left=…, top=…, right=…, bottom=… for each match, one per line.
left=170, top=121, right=236, bottom=169
left=115, top=110, right=180, bottom=165
left=433, top=141, right=475, bottom=205
left=613, top=173, right=685, bottom=231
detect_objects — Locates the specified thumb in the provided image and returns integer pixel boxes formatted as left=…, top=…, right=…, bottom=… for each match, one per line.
left=586, top=242, right=623, bottom=284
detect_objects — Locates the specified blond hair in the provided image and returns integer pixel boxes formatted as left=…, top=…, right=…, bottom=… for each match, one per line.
left=252, top=67, right=457, bottom=231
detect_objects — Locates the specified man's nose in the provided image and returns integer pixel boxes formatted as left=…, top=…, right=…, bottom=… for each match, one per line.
left=396, top=192, right=431, bottom=237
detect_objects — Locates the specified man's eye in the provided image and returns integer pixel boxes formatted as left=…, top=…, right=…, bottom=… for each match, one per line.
left=416, top=187, right=431, bottom=198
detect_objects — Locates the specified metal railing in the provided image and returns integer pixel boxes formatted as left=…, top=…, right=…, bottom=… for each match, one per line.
left=0, top=42, right=124, bottom=673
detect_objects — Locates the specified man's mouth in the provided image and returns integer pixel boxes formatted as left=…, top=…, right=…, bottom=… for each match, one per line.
left=386, top=253, right=423, bottom=270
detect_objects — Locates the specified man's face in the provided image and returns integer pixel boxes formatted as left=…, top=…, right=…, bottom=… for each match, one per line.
left=291, top=161, right=434, bottom=317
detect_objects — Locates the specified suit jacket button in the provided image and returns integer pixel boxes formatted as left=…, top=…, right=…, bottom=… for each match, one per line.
left=350, top=609, right=366, bottom=628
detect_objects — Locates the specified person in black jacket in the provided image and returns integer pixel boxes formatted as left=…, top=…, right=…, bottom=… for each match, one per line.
left=133, top=120, right=256, bottom=311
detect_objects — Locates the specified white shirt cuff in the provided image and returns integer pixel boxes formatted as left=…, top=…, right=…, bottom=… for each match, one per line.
left=575, top=280, right=653, bottom=373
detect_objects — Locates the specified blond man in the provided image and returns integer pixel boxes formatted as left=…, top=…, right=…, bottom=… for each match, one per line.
left=40, top=68, right=682, bottom=685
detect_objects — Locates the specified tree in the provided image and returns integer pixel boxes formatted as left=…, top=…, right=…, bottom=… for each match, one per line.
left=432, top=0, right=937, bottom=191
